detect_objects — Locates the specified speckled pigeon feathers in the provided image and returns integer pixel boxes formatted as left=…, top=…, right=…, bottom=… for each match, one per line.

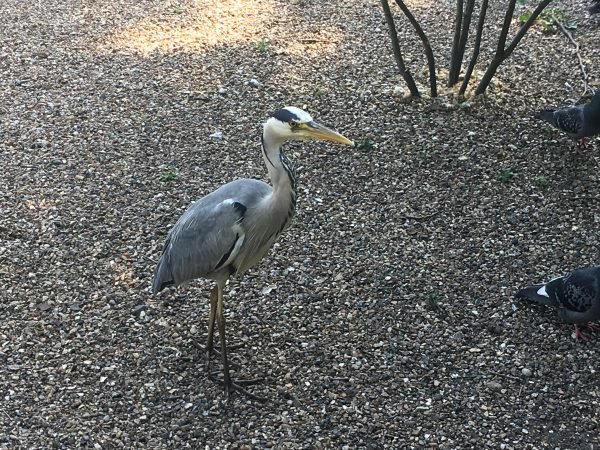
left=535, top=90, right=600, bottom=140
left=516, top=267, right=600, bottom=324
left=590, top=0, right=600, bottom=14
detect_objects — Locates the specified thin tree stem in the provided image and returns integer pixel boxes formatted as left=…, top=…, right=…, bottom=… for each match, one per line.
left=381, top=0, right=420, bottom=97
left=449, top=0, right=464, bottom=86
left=475, top=0, right=554, bottom=95
left=393, top=0, right=438, bottom=97
left=454, top=0, right=476, bottom=83
left=459, top=0, right=489, bottom=97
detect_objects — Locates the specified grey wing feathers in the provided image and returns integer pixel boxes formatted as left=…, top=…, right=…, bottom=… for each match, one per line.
left=152, top=199, right=242, bottom=293
left=516, top=283, right=561, bottom=307
left=152, top=179, right=272, bottom=294
left=557, top=268, right=600, bottom=323
left=152, top=234, right=176, bottom=293
left=553, top=107, right=584, bottom=137
left=535, top=105, right=583, bottom=138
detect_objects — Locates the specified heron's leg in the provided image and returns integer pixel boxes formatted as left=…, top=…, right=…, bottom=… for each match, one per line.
left=204, top=285, right=241, bottom=370
left=214, top=282, right=265, bottom=402
left=215, top=282, right=233, bottom=389
left=204, top=285, right=219, bottom=370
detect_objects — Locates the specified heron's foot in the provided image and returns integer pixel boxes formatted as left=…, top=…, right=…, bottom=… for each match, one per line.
left=209, top=372, right=266, bottom=402
left=204, top=344, right=244, bottom=371
left=227, top=381, right=266, bottom=402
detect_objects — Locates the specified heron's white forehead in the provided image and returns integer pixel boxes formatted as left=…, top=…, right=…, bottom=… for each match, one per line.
left=283, top=106, right=313, bottom=123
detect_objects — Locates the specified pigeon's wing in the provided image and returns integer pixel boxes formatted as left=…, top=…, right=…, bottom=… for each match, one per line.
left=553, top=106, right=584, bottom=137
left=516, top=279, right=562, bottom=308
left=559, top=277, right=595, bottom=312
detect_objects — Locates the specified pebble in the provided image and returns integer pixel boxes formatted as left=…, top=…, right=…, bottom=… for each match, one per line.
left=486, top=381, right=502, bottom=391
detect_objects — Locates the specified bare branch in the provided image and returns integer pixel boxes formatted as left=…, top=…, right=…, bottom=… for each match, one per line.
left=475, top=0, right=554, bottom=95
left=459, top=0, right=489, bottom=97
left=496, top=0, right=517, bottom=55
left=453, top=0, right=476, bottom=86
left=449, top=0, right=464, bottom=86
left=504, top=0, right=554, bottom=57
left=393, top=0, right=438, bottom=97
left=380, top=0, right=420, bottom=97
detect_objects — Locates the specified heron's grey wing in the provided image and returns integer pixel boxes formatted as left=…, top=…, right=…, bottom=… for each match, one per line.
left=153, top=178, right=273, bottom=293
left=554, top=106, right=584, bottom=137
left=153, top=196, right=247, bottom=292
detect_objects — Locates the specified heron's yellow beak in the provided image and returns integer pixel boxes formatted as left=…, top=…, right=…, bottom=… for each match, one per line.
left=301, top=121, right=354, bottom=146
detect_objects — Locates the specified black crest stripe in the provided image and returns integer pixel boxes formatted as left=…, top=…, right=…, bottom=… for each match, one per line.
left=272, top=108, right=300, bottom=123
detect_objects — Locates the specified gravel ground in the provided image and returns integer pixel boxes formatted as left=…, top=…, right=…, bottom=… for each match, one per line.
left=1, top=0, right=600, bottom=448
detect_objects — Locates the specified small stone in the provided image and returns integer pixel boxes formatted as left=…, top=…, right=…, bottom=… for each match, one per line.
left=521, top=368, right=532, bottom=377
left=486, top=381, right=502, bottom=391
left=452, top=331, right=465, bottom=341
left=133, top=304, right=147, bottom=317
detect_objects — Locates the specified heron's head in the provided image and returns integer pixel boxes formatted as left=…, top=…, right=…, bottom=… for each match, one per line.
left=264, top=106, right=354, bottom=146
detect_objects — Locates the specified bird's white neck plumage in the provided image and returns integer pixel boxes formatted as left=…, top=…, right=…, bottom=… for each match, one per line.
left=261, top=120, right=297, bottom=225
left=261, top=120, right=296, bottom=193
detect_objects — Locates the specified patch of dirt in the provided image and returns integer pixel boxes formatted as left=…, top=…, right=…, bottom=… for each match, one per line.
left=1, top=0, right=599, bottom=448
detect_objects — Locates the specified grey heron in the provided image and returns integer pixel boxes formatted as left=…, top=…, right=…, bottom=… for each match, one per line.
left=152, top=106, right=353, bottom=400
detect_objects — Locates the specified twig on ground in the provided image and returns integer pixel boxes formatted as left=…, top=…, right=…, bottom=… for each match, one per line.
left=553, top=19, right=590, bottom=96
left=488, top=370, right=520, bottom=381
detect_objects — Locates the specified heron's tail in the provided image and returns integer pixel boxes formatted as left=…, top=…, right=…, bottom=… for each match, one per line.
left=534, top=110, right=557, bottom=127
left=152, top=253, right=174, bottom=295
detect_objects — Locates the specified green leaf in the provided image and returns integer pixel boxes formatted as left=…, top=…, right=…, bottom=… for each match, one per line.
left=518, top=12, right=532, bottom=24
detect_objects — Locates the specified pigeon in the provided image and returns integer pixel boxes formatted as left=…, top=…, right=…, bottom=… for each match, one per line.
left=516, top=267, right=600, bottom=340
left=534, top=89, right=600, bottom=150
left=590, top=0, right=600, bottom=14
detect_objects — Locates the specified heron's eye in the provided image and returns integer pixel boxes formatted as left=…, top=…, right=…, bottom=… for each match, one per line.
left=289, top=120, right=300, bottom=130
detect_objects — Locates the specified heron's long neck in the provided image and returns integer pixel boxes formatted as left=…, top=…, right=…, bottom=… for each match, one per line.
left=261, top=132, right=297, bottom=219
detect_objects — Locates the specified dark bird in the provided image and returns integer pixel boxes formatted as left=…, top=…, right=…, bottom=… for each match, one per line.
left=516, top=267, right=600, bottom=340
left=534, top=89, right=600, bottom=150
left=589, top=0, right=600, bottom=14
left=152, top=106, right=353, bottom=400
